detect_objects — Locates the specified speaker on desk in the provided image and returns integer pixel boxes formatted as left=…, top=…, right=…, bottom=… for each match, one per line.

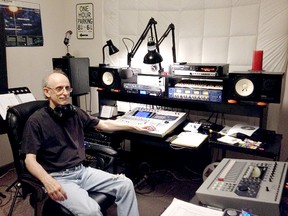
left=89, top=66, right=136, bottom=91
left=228, top=71, right=283, bottom=104
left=52, top=58, right=90, bottom=96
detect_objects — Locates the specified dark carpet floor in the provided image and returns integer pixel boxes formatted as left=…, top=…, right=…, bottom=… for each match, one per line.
left=0, top=166, right=202, bottom=216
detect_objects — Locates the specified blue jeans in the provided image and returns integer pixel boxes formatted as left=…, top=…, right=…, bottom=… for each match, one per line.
left=50, top=165, right=139, bottom=216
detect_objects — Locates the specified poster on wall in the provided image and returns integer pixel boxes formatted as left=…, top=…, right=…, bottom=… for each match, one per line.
left=0, top=1, right=43, bottom=47
left=76, top=3, right=94, bottom=39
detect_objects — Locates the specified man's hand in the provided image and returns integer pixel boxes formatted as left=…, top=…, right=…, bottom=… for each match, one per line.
left=24, top=154, right=67, bottom=202
left=135, top=125, right=156, bottom=132
left=43, top=175, right=67, bottom=201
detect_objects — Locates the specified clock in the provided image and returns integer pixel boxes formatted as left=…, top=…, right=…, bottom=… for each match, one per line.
left=102, top=71, right=114, bottom=86
left=234, top=78, right=254, bottom=97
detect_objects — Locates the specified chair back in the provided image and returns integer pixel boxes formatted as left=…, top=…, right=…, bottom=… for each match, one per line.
left=6, top=100, right=116, bottom=216
left=6, top=100, right=47, bottom=177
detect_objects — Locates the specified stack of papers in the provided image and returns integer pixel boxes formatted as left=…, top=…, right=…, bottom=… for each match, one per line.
left=170, top=132, right=208, bottom=148
left=0, top=93, right=35, bottom=120
left=161, top=198, right=223, bottom=216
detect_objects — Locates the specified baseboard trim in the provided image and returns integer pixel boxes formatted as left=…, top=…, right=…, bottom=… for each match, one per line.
left=0, top=162, right=14, bottom=176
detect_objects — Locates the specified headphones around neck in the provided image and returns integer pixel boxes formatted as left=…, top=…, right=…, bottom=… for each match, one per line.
left=47, top=104, right=76, bottom=121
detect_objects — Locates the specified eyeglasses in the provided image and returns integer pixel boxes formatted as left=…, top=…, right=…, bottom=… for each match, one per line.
left=46, top=86, right=73, bottom=95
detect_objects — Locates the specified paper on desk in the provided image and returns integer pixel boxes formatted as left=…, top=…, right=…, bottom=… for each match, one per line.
left=161, top=198, right=223, bottom=216
left=170, top=132, right=208, bottom=148
left=217, top=135, right=242, bottom=145
left=227, top=124, right=259, bottom=137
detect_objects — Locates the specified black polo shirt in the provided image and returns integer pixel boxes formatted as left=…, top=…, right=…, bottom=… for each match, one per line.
left=22, top=106, right=99, bottom=173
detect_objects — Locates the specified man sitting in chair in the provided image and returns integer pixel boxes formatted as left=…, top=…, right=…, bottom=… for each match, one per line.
left=22, top=70, right=155, bottom=216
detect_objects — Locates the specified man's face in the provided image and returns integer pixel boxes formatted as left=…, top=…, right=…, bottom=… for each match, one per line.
left=44, top=73, right=71, bottom=108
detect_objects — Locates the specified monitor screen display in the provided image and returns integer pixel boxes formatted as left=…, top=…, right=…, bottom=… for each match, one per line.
left=133, top=111, right=152, bottom=118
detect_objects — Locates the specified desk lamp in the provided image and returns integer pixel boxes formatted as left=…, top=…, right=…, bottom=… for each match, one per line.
left=100, top=39, right=119, bottom=67
left=124, top=17, right=163, bottom=74
left=143, top=23, right=177, bottom=64
left=143, top=23, right=177, bottom=73
left=157, top=23, right=177, bottom=64
left=143, top=37, right=163, bottom=65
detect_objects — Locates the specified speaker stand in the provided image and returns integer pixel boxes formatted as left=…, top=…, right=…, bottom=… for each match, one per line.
left=72, top=96, right=80, bottom=107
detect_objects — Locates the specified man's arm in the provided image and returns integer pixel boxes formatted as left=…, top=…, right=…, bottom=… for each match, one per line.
left=95, top=119, right=155, bottom=132
left=25, top=154, right=67, bottom=201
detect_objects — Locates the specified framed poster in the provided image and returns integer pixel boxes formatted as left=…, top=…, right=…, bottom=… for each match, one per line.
left=0, top=2, right=43, bottom=47
left=76, top=3, right=94, bottom=39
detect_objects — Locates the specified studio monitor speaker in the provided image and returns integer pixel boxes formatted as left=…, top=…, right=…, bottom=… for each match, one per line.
left=228, top=71, right=283, bottom=103
left=52, top=57, right=90, bottom=96
left=89, top=66, right=136, bottom=91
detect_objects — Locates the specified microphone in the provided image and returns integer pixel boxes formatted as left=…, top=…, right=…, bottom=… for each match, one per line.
left=64, top=30, right=73, bottom=46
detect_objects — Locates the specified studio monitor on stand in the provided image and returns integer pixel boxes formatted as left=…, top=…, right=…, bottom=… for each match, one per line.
left=52, top=57, right=90, bottom=96
left=227, top=71, right=283, bottom=104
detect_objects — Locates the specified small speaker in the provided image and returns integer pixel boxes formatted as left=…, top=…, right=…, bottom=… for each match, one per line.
left=52, top=57, right=90, bottom=96
left=228, top=71, right=283, bottom=103
left=89, top=66, right=136, bottom=91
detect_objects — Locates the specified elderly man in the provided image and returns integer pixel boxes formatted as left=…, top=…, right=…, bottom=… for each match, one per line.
left=22, top=70, right=155, bottom=215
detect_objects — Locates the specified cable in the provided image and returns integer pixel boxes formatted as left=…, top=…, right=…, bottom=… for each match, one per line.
left=0, top=185, right=13, bottom=207
left=0, top=168, right=15, bottom=179
left=122, top=37, right=134, bottom=53
left=135, top=166, right=202, bottom=197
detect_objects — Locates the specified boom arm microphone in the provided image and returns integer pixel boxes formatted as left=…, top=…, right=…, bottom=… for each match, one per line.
left=64, top=30, right=73, bottom=45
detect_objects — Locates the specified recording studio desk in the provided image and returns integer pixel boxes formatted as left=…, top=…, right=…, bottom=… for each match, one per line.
left=87, top=123, right=282, bottom=178
left=94, top=89, right=282, bottom=174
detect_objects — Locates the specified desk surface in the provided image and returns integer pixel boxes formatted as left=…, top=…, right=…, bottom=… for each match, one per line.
left=115, top=124, right=282, bottom=160
left=85, top=120, right=282, bottom=161
left=208, top=131, right=282, bottom=160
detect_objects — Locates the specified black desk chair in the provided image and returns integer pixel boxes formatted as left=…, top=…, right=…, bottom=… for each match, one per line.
left=6, top=100, right=117, bottom=216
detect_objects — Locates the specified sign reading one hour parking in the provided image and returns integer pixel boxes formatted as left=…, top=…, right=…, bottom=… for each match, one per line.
left=76, top=3, right=94, bottom=39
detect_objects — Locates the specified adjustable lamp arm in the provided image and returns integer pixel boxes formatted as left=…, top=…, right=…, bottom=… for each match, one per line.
left=127, top=17, right=158, bottom=67
left=158, top=23, right=176, bottom=63
left=102, top=44, right=108, bottom=64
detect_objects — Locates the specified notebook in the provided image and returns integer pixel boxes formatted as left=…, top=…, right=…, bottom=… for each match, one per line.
left=170, top=132, right=208, bottom=148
